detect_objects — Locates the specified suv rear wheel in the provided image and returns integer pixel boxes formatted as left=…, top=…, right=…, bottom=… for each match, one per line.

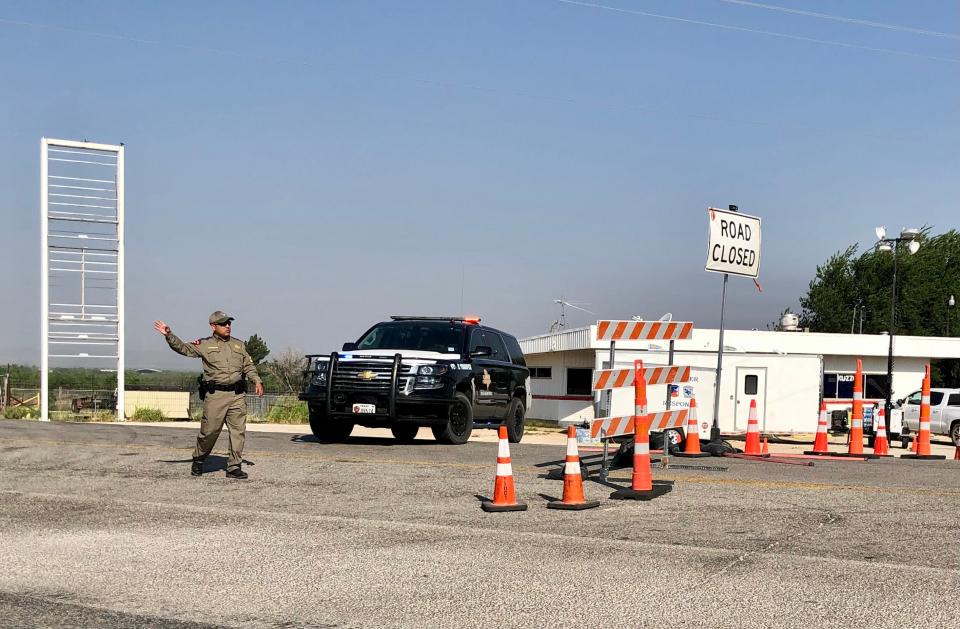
left=506, top=398, right=525, bottom=443
left=951, top=421, right=960, bottom=447
left=432, top=393, right=474, bottom=445
left=309, top=408, right=354, bottom=443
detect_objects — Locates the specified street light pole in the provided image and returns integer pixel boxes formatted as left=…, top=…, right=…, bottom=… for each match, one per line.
left=875, top=227, right=920, bottom=421
left=885, top=244, right=898, bottom=422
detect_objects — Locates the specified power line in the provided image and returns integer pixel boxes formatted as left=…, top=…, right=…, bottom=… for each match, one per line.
left=713, top=0, right=960, bottom=40
left=552, top=0, right=960, bottom=64
left=0, top=14, right=951, bottom=146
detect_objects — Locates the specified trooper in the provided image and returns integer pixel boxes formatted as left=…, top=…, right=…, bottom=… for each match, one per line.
left=153, top=311, right=263, bottom=479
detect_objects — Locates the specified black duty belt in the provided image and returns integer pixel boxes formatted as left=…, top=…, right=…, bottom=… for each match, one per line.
left=199, top=379, right=247, bottom=395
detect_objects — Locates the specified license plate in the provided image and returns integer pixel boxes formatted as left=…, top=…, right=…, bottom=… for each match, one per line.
left=352, top=403, right=376, bottom=414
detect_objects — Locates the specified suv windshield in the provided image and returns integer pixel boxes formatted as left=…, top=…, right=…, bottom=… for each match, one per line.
left=355, top=322, right=465, bottom=354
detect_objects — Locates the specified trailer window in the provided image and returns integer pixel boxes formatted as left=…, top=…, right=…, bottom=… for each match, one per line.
left=566, top=369, right=592, bottom=396
left=744, top=375, right=758, bottom=395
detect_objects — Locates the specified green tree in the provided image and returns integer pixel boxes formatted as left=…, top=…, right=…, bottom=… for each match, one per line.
left=797, top=229, right=960, bottom=386
left=245, top=334, right=270, bottom=365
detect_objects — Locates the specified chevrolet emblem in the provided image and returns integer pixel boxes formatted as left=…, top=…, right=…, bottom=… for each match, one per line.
left=357, top=370, right=377, bottom=381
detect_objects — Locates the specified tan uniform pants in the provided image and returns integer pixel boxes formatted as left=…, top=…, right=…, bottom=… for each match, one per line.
left=193, top=390, right=246, bottom=471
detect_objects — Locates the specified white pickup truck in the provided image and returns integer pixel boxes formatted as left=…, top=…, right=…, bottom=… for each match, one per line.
left=899, top=388, right=960, bottom=447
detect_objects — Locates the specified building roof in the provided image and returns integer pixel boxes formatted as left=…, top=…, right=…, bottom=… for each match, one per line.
left=520, top=325, right=960, bottom=360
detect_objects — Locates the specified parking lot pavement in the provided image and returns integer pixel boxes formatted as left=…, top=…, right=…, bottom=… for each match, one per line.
left=1, top=419, right=959, bottom=628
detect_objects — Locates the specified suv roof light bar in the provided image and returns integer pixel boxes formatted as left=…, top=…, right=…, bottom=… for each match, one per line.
left=389, top=315, right=481, bottom=324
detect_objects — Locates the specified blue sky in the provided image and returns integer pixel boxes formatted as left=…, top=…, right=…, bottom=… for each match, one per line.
left=1, top=0, right=957, bottom=368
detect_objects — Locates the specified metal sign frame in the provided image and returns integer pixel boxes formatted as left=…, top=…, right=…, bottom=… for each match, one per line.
left=41, top=138, right=124, bottom=421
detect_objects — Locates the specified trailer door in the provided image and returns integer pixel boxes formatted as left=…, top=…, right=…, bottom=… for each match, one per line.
left=734, top=367, right=767, bottom=431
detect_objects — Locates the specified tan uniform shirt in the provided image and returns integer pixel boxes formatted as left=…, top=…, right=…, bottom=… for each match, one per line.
left=165, top=332, right=262, bottom=386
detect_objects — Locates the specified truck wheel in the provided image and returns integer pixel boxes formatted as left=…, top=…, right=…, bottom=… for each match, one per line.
left=309, top=409, right=353, bottom=443
left=391, top=424, right=419, bottom=443
left=432, top=393, right=474, bottom=445
left=506, top=398, right=525, bottom=443
left=951, top=422, right=960, bottom=447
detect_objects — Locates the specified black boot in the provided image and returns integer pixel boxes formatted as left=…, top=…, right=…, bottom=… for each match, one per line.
left=191, top=460, right=203, bottom=476
left=225, top=467, right=248, bottom=480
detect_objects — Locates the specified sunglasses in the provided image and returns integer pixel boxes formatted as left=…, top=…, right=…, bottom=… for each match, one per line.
left=215, top=321, right=232, bottom=326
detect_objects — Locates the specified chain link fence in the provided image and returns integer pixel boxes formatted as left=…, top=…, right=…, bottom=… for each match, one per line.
left=2, top=385, right=304, bottom=422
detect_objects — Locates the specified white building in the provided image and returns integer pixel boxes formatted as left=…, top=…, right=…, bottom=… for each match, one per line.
left=519, top=325, right=960, bottom=434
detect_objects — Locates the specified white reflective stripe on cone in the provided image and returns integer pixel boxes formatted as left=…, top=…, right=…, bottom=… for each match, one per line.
left=565, top=461, right=581, bottom=475
left=498, top=440, right=510, bottom=457
left=920, top=421, right=930, bottom=430
left=566, top=439, right=577, bottom=456
left=635, top=404, right=647, bottom=415
left=853, top=392, right=862, bottom=400
left=496, top=463, right=513, bottom=476
left=877, top=428, right=887, bottom=437
left=635, top=441, right=650, bottom=455
left=851, top=419, right=862, bottom=428
left=922, top=395, right=930, bottom=404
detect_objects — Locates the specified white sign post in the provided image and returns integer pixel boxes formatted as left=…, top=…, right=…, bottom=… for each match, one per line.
left=704, top=205, right=762, bottom=446
left=706, top=206, right=762, bottom=277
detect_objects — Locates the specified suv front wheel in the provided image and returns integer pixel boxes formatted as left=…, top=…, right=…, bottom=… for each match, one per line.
left=309, top=408, right=354, bottom=443
left=432, top=393, right=474, bottom=445
left=506, top=398, right=525, bottom=443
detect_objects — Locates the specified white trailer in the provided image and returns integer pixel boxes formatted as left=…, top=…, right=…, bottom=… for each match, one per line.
left=520, top=325, right=960, bottom=434
left=601, top=350, right=821, bottom=434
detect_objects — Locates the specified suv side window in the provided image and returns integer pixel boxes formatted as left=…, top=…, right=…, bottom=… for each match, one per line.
left=485, top=331, right=510, bottom=363
left=503, top=334, right=526, bottom=367
left=948, top=394, right=960, bottom=406
left=469, top=328, right=485, bottom=354
left=905, top=391, right=922, bottom=405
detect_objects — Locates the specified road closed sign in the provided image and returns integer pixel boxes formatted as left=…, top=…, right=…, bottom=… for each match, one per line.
left=705, top=207, right=762, bottom=278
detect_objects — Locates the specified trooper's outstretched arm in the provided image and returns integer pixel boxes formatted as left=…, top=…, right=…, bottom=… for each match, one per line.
left=154, top=320, right=201, bottom=358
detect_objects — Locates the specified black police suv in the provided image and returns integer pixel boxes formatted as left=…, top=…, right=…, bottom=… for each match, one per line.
left=299, top=316, right=531, bottom=444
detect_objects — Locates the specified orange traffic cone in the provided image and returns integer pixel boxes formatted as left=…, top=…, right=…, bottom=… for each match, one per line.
left=902, top=364, right=946, bottom=460
left=676, top=398, right=710, bottom=458
left=847, top=359, right=865, bottom=455
left=611, top=360, right=672, bottom=500
left=872, top=407, right=891, bottom=457
left=761, top=437, right=769, bottom=455
left=839, top=359, right=879, bottom=459
left=743, top=400, right=767, bottom=456
left=481, top=425, right=528, bottom=512
left=548, top=425, right=600, bottom=510
left=954, top=446, right=960, bottom=461
left=804, top=402, right=831, bottom=455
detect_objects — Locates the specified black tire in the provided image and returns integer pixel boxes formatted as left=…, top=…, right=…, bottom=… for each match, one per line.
left=391, top=423, right=420, bottom=443
left=309, top=409, right=353, bottom=443
left=432, top=393, right=474, bottom=444
left=505, top=398, right=525, bottom=443
left=901, top=437, right=910, bottom=449
left=951, top=422, right=960, bottom=447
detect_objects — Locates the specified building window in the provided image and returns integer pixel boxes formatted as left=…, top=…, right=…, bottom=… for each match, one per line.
left=566, top=368, right=593, bottom=396
left=744, top=374, right=758, bottom=395
left=529, top=367, right=552, bottom=379
left=864, top=375, right=888, bottom=400
left=823, top=372, right=888, bottom=399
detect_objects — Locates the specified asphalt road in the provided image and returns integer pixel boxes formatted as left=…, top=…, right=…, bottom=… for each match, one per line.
left=1, top=419, right=958, bottom=628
